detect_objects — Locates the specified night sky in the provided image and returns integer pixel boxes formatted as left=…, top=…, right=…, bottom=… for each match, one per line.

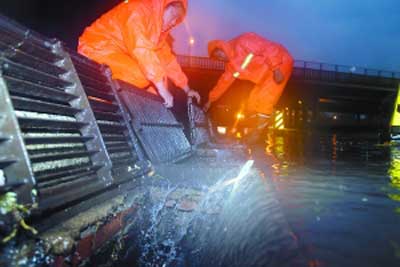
left=0, top=0, right=120, bottom=48
left=1, top=0, right=400, bottom=71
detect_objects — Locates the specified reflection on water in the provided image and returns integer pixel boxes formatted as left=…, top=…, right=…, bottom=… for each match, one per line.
left=254, top=131, right=400, bottom=267
left=119, top=131, right=400, bottom=267
left=388, top=148, right=400, bottom=203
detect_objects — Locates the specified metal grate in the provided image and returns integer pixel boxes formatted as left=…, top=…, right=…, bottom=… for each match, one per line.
left=0, top=74, right=35, bottom=204
left=117, top=80, right=192, bottom=163
left=68, top=50, right=144, bottom=181
left=188, top=99, right=212, bottom=146
left=0, top=14, right=113, bottom=212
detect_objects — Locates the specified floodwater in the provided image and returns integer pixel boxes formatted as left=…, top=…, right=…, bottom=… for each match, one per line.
left=253, top=131, right=400, bottom=267
left=118, top=131, right=400, bottom=267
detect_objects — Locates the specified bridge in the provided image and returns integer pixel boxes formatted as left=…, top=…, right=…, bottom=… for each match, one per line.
left=177, top=55, right=400, bottom=130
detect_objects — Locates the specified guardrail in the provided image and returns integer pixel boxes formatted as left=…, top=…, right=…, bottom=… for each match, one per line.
left=177, top=55, right=400, bottom=87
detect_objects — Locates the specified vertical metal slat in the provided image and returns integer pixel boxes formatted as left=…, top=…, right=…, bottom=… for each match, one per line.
left=52, top=41, right=113, bottom=184
left=0, top=72, right=35, bottom=204
left=103, top=66, right=146, bottom=162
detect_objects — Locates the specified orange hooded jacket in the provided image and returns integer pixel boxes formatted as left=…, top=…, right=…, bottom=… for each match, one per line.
left=78, top=0, right=188, bottom=90
left=208, top=32, right=294, bottom=115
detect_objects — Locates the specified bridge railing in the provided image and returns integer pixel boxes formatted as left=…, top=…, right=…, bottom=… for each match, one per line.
left=294, top=60, right=400, bottom=79
left=177, top=55, right=400, bottom=82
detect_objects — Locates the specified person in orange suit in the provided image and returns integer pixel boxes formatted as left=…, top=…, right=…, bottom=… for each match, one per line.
left=204, top=32, right=293, bottom=130
left=78, top=0, right=200, bottom=108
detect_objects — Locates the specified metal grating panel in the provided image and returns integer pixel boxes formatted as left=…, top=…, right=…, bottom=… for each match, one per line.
left=0, top=73, right=35, bottom=204
left=53, top=42, right=113, bottom=183
left=68, top=50, right=144, bottom=176
left=117, top=80, right=192, bottom=163
left=0, top=15, right=114, bottom=212
left=188, top=99, right=212, bottom=146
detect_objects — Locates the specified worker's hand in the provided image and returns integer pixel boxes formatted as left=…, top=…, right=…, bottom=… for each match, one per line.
left=273, top=69, right=284, bottom=84
left=159, top=88, right=174, bottom=108
left=187, top=89, right=201, bottom=104
left=184, top=86, right=201, bottom=104
left=155, top=80, right=174, bottom=108
left=203, top=101, right=211, bottom=112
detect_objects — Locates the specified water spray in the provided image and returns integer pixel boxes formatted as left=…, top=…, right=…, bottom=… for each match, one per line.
left=209, top=160, right=255, bottom=193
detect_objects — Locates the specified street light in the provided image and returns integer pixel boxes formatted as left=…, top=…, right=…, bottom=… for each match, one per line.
left=189, top=37, right=195, bottom=66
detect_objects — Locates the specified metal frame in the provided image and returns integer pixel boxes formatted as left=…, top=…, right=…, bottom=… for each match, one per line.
left=187, top=97, right=197, bottom=145
left=102, top=66, right=147, bottom=162
left=116, top=80, right=192, bottom=163
left=187, top=97, right=214, bottom=146
left=52, top=41, right=113, bottom=184
left=0, top=71, right=35, bottom=204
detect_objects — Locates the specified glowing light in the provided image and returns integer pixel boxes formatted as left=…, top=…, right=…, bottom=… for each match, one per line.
left=275, top=122, right=284, bottom=130
left=333, top=115, right=338, bottom=120
left=88, top=96, right=113, bottom=104
left=391, top=85, right=400, bottom=130
left=232, top=53, right=254, bottom=79
left=236, top=112, right=245, bottom=120
left=241, top=53, right=254, bottom=70
left=124, top=0, right=129, bottom=3
left=389, top=194, right=400, bottom=202
left=189, top=37, right=195, bottom=46
left=298, top=100, right=303, bottom=105
left=217, top=126, right=227, bottom=135
left=236, top=132, right=242, bottom=139
left=274, top=111, right=285, bottom=130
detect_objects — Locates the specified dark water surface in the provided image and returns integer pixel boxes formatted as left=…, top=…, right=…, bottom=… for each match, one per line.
left=252, top=131, right=400, bottom=267
left=117, top=131, right=400, bottom=267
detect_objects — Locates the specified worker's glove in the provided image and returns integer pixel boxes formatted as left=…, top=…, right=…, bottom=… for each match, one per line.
left=273, top=69, right=285, bottom=84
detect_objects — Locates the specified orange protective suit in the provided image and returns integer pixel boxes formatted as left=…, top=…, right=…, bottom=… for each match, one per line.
left=78, top=0, right=188, bottom=90
left=208, top=32, right=294, bottom=115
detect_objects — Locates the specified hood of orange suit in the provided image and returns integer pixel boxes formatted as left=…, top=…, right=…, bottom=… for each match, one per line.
left=208, top=40, right=234, bottom=60
left=164, top=0, right=187, bottom=11
left=163, top=0, right=188, bottom=23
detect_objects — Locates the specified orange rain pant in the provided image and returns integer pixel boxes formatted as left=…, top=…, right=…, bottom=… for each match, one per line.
left=247, top=53, right=294, bottom=115
left=208, top=32, right=294, bottom=115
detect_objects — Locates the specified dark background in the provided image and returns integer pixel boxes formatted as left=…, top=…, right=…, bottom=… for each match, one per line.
left=0, top=0, right=121, bottom=49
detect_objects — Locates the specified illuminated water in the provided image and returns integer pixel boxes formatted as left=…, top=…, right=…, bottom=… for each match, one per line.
left=117, top=131, right=400, bottom=267
left=253, top=132, right=400, bottom=267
